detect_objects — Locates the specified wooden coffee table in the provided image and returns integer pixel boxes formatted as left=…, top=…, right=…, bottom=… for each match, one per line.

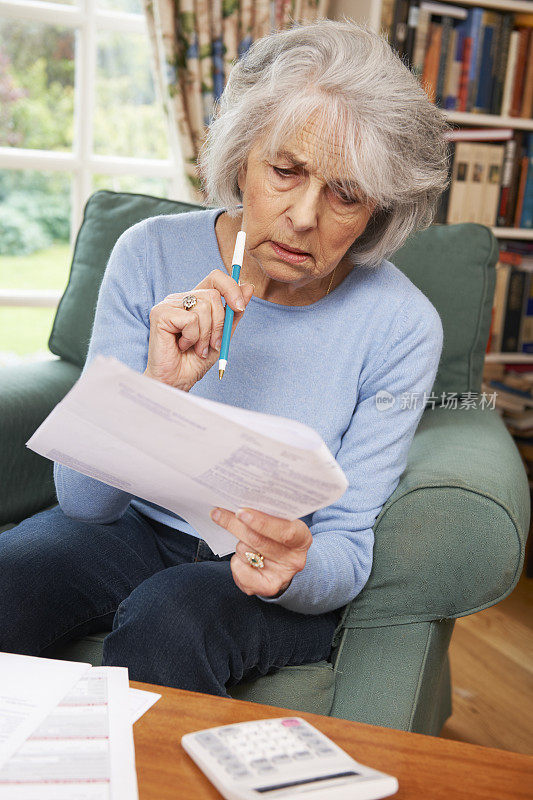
left=131, top=680, right=533, bottom=799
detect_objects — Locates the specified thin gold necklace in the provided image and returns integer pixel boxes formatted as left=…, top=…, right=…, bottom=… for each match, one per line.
left=239, top=265, right=337, bottom=298
left=326, top=265, right=337, bottom=296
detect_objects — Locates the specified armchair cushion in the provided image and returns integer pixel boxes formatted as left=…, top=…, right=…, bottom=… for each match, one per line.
left=390, top=222, right=498, bottom=400
left=48, top=191, right=201, bottom=368
left=0, top=359, right=81, bottom=525
left=343, top=403, right=530, bottom=629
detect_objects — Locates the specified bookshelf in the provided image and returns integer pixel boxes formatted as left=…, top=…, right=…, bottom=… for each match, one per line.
left=330, top=0, right=533, bottom=364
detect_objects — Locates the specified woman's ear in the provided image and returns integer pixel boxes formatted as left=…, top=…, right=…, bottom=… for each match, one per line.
left=237, top=162, right=247, bottom=194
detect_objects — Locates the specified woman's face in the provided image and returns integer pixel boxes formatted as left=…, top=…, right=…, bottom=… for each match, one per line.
left=237, top=115, right=376, bottom=293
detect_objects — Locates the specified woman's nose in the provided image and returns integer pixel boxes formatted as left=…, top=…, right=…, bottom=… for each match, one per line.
left=286, top=184, right=322, bottom=231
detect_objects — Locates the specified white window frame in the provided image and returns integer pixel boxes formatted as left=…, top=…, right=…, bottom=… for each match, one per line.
left=0, top=0, right=189, bottom=308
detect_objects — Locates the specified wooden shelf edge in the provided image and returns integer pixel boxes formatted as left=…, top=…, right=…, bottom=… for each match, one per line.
left=485, top=353, right=533, bottom=363
left=444, top=111, right=533, bottom=131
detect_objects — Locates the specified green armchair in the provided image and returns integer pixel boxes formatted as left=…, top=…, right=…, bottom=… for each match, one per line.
left=1, top=191, right=529, bottom=736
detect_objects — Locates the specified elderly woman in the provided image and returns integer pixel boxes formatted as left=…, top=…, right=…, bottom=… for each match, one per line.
left=1, top=19, right=447, bottom=695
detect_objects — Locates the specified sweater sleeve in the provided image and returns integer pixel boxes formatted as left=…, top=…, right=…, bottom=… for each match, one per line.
left=259, top=293, right=444, bottom=615
left=53, top=221, right=152, bottom=523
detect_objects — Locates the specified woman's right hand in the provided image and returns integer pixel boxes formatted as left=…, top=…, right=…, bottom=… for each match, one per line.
left=143, top=269, right=254, bottom=392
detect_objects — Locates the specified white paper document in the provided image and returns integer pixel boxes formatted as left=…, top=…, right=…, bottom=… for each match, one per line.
left=0, top=666, right=138, bottom=800
left=129, top=688, right=161, bottom=725
left=0, top=653, right=91, bottom=771
left=27, top=355, right=348, bottom=555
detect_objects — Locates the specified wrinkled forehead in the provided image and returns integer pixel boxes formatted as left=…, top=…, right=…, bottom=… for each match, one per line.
left=258, top=112, right=352, bottom=184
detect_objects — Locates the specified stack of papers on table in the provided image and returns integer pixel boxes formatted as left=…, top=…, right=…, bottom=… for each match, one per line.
left=26, top=356, right=348, bottom=555
left=0, top=652, right=160, bottom=799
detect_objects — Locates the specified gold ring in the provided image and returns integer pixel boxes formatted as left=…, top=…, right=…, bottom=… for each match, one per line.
left=182, top=294, right=198, bottom=310
left=245, top=551, right=264, bottom=569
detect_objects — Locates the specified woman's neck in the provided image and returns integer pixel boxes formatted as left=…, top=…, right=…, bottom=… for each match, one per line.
left=214, top=211, right=349, bottom=306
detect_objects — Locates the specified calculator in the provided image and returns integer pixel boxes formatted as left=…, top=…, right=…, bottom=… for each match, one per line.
left=181, top=716, right=399, bottom=799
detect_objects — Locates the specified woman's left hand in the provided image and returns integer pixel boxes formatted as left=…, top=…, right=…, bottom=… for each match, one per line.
left=210, top=507, right=312, bottom=597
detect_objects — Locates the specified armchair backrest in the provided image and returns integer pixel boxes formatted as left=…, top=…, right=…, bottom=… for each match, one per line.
left=49, top=190, right=499, bottom=400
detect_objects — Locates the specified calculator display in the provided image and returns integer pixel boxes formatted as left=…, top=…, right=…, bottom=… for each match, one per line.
left=254, top=770, right=361, bottom=793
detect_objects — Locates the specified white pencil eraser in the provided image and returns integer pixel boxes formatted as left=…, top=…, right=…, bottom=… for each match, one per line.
left=232, top=230, right=246, bottom=267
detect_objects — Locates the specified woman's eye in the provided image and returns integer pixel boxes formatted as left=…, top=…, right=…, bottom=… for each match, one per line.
left=332, top=188, right=358, bottom=205
left=272, top=166, right=294, bottom=177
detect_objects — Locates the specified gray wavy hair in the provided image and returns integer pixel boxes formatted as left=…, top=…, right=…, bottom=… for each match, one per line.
left=197, top=17, right=452, bottom=269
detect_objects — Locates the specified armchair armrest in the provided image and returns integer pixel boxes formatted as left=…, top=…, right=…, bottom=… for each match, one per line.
left=343, top=404, right=530, bottom=629
left=0, top=358, right=81, bottom=526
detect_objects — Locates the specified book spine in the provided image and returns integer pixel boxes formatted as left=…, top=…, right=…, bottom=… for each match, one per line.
left=492, top=13, right=513, bottom=114
left=488, top=13, right=503, bottom=115
left=501, top=29, right=519, bottom=117
left=497, top=138, right=517, bottom=226
left=519, top=33, right=533, bottom=118
left=491, top=262, right=511, bottom=353
left=391, top=0, right=410, bottom=59
left=422, top=22, right=442, bottom=104
left=520, top=272, right=533, bottom=352
left=502, top=267, right=527, bottom=351
left=404, top=0, right=420, bottom=66
left=519, top=156, right=533, bottom=229
left=443, top=27, right=459, bottom=109
left=435, top=141, right=454, bottom=223
left=485, top=144, right=505, bottom=226
left=466, top=9, right=485, bottom=111
left=514, top=155, right=530, bottom=227
left=510, top=27, right=530, bottom=117
left=436, top=16, right=453, bottom=106
left=458, top=34, right=472, bottom=112
left=473, top=21, right=495, bottom=113
left=506, top=131, right=526, bottom=226
left=470, top=13, right=490, bottom=112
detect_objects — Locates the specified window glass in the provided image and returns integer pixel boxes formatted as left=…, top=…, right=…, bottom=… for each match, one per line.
left=94, top=30, right=168, bottom=159
left=96, top=0, right=142, bottom=12
left=0, top=170, right=71, bottom=362
left=0, top=19, right=75, bottom=151
left=0, top=308, right=59, bottom=365
left=92, top=174, right=169, bottom=197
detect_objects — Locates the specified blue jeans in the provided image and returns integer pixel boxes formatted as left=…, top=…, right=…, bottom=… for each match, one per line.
left=0, top=505, right=341, bottom=696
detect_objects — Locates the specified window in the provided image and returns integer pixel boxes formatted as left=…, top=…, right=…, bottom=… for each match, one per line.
left=0, top=0, right=186, bottom=365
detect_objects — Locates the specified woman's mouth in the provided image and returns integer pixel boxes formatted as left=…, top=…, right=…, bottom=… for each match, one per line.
left=270, top=241, right=310, bottom=264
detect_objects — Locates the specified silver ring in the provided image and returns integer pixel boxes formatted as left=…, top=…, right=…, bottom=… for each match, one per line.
left=182, top=294, right=198, bottom=310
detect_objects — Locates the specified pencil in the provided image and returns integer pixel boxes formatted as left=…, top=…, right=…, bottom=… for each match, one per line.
left=218, top=230, right=246, bottom=379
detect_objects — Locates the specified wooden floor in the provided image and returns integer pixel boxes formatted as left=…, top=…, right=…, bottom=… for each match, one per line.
left=440, top=565, right=533, bottom=755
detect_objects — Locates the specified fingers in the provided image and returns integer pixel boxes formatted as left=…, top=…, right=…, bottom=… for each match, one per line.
left=235, top=507, right=312, bottom=551
left=161, top=282, right=254, bottom=356
left=196, top=269, right=252, bottom=314
left=210, top=507, right=310, bottom=572
left=230, top=283, right=255, bottom=337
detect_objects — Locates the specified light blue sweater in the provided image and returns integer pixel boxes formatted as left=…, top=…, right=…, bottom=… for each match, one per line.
left=54, top=207, right=443, bottom=615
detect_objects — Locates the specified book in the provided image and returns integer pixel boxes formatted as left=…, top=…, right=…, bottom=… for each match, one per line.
left=501, top=28, right=520, bottom=117
left=501, top=266, right=528, bottom=352
left=519, top=132, right=533, bottom=229
left=510, top=27, right=530, bottom=117
left=472, top=12, right=500, bottom=114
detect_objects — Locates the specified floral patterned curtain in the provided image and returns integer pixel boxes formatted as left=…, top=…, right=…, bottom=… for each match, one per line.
left=143, top=0, right=330, bottom=202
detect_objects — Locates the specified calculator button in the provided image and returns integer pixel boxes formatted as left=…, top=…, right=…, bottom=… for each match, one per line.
left=196, top=733, right=219, bottom=745
left=227, top=768, right=250, bottom=779
left=249, top=758, right=272, bottom=770
left=293, top=750, right=312, bottom=759
left=218, top=727, right=238, bottom=736
left=314, top=745, right=335, bottom=755
left=217, top=755, right=241, bottom=765
left=281, top=718, right=301, bottom=727
left=271, top=754, right=291, bottom=764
